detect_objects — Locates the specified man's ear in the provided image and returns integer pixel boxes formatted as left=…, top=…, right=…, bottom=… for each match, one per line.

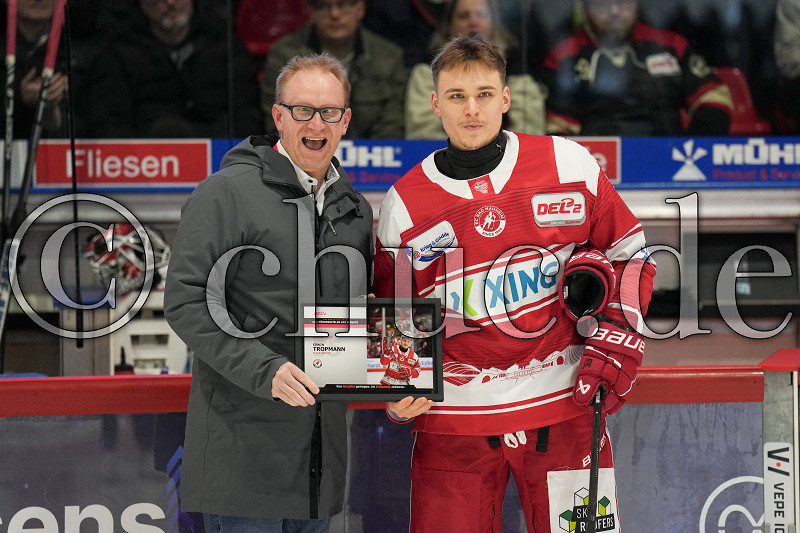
left=355, top=0, right=366, bottom=21
left=271, top=104, right=284, bottom=132
left=502, top=86, right=511, bottom=114
left=341, top=107, right=352, bottom=134
left=431, top=91, right=442, bottom=118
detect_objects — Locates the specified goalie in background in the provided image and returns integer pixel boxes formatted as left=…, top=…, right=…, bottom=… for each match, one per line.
left=380, top=330, right=421, bottom=386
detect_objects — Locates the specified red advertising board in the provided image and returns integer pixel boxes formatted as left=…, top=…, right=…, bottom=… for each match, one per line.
left=573, top=137, right=621, bottom=184
left=34, top=140, right=211, bottom=188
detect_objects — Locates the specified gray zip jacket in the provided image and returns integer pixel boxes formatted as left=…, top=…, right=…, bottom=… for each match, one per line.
left=164, top=135, right=373, bottom=518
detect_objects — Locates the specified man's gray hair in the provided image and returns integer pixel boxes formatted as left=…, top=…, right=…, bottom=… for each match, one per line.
left=275, top=53, right=351, bottom=105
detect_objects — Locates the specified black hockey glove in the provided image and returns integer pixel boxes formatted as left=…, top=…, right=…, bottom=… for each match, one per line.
left=557, top=247, right=616, bottom=321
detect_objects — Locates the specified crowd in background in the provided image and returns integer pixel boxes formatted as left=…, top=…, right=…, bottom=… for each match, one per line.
left=1, top=0, right=796, bottom=141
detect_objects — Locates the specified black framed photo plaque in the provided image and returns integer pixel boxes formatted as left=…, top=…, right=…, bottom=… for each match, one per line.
left=298, top=298, right=443, bottom=401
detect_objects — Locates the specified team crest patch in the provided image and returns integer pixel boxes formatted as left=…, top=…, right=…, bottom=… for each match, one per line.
left=473, top=206, right=506, bottom=237
left=469, top=176, right=494, bottom=196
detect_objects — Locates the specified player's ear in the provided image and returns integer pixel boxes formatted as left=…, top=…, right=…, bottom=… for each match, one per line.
left=502, top=86, right=511, bottom=114
left=431, top=91, right=442, bottom=118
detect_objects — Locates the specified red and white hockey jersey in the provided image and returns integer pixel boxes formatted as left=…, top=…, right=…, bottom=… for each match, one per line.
left=374, top=132, right=656, bottom=436
left=380, top=339, right=421, bottom=385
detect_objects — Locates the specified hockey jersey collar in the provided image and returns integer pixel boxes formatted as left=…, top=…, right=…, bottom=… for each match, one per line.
left=437, top=130, right=508, bottom=181
left=421, top=130, right=519, bottom=199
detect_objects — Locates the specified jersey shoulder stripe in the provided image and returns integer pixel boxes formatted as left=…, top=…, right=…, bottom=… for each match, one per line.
left=376, top=185, right=414, bottom=248
left=632, top=22, right=688, bottom=57
left=545, top=29, right=593, bottom=68
left=551, top=135, right=600, bottom=195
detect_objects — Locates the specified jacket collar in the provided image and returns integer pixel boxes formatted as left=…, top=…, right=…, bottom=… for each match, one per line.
left=226, top=135, right=353, bottom=194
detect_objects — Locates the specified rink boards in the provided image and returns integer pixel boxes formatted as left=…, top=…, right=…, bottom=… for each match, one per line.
left=0, top=360, right=796, bottom=533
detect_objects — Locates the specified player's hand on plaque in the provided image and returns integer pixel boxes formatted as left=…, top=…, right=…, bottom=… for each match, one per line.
left=387, top=396, right=433, bottom=422
left=272, top=361, right=320, bottom=407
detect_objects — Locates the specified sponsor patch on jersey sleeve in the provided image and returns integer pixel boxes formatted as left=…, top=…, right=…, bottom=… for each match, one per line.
left=532, top=193, right=586, bottom=227
left=407, top=221, right=458, bottom=270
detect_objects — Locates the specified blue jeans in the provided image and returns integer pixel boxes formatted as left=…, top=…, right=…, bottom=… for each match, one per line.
left=203, top=514, right=331, bottom=533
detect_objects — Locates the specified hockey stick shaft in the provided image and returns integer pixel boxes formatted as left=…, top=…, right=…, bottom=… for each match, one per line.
left=3, top=0, right=17, bottom=234
left=587, top=384, right=605, bottom=533
left=0, top=234, right=17, bottom=346
left=63, top=5, right=83, bottom=347
left=0, top=0, right=17, bottom=370
left=0, top=0, right=66, bottom=350
left=12, top=0, right=66, bottom=233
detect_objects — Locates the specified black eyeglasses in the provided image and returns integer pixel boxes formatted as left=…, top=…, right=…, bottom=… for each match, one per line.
left=279, top=103, right=346, bottom=123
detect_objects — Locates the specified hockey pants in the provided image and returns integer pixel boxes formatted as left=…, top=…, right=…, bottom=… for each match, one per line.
left=409, top=412, right=617, bottom=533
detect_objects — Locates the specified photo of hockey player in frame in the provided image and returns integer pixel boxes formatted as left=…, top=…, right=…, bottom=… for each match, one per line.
left=301, top=298, right=443, bottom=401
left=375, top=312, right=426, bottom=389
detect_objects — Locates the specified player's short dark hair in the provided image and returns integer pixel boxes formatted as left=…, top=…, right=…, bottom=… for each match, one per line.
left=275, top=53, right=351, bottom=106
left=430, top=34, right=507, bottom=92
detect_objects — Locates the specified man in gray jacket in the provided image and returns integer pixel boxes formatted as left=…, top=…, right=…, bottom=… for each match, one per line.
left=164, top=53, right=373, bottom=532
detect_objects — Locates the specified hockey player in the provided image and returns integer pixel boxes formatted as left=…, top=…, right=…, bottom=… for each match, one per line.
left=380, top=331, right=421, bottom=386
left=373, top=34, right=656, bottom=532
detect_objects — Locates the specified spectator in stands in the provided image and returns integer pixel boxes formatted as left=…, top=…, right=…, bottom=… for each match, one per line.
left=775, top=0, right=800, bottom=133
left=260, top=0, right=406, bottom=139
left=405, top=0, right=546, bottom=139
left=1, top=0, right=70, bottom=139
left=85, top=0, right=262, bottom=139
left=362, top=0, right=446, bottom=71
left=543, top=0, right=733, bottom=136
